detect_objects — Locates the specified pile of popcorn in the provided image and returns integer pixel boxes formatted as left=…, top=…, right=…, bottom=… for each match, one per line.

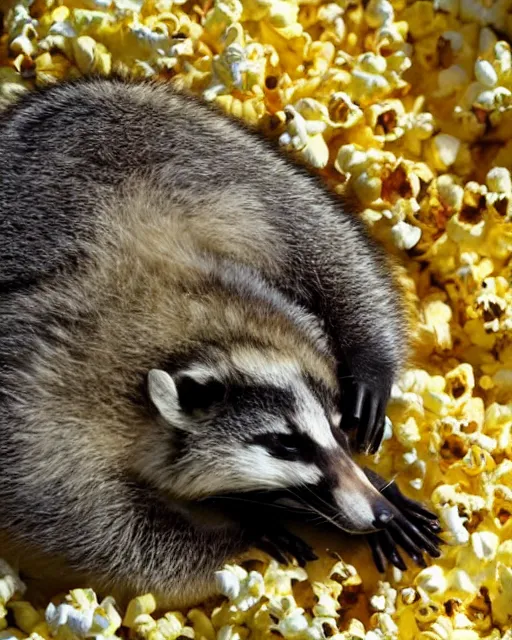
left=1, top=0, right=512, bottom=637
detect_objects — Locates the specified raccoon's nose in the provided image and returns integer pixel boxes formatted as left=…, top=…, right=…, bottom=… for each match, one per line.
left=372, top=502, right=394, bottom=526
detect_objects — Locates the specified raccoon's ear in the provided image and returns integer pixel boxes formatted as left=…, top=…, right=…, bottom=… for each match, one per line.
left=147, top=369, right=181, bottom=423
left=147, top=368, right=226, bottom=420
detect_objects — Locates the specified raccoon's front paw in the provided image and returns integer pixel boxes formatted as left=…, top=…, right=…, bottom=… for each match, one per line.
left=339, top=379, right=389, bottom=455
left=254, top=526, right=318, bottom=568
left=364, top=468, right=444, bottom=572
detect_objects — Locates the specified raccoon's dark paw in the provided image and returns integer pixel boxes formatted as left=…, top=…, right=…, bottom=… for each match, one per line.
left=339, top=380, right=388, bottom=455
left=254, top=526, right=318, bottom=568
left=363, top=468, right=444, bottom=572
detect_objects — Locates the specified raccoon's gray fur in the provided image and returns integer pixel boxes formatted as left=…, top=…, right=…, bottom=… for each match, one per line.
left=0, top=77, right=439, bottom=608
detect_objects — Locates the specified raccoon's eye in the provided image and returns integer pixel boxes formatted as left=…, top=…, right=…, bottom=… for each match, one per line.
left=270, top=434, right=301, bottom=460
left=252, top=433, right=314, bottom=461
left=251, top=433, right=298, bottom=459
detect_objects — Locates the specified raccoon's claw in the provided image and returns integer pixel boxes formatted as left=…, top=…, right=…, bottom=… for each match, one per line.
left=255, top=527, right=318, bottom=567
left=368, top=530, right=408, bottom=573
left=340, top=381, right=387, bottom=455
left=364, top=468, right=444, bottom=572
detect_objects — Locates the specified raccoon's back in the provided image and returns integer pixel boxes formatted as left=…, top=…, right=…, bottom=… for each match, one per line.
left=0, top=77, right=311, bottom=292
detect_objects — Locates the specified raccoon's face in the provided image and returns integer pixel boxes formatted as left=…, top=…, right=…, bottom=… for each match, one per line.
left=142, top=347, right=392, bottom=533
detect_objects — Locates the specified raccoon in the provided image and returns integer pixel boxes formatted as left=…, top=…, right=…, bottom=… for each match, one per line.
left=0, top=77, right=441, bottom=608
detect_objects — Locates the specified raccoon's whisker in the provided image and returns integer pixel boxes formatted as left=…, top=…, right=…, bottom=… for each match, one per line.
left=285, top=488, right=345, bottom=533
left=296, top=483, right=340, bottom=516
left=204, top=494, right=308, bottom=513
left=295, top=501, right=345, bottom=532
left=302, top=514, right=327, bottom=525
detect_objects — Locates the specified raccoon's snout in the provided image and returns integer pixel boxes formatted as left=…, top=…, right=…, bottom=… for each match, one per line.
left=330, top=456, right=395, bottom=534
left=332, top=485, right=394, bottom=533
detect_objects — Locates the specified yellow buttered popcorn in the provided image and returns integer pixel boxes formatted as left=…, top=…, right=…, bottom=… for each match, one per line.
left=1, top=0, right=512, bottom=638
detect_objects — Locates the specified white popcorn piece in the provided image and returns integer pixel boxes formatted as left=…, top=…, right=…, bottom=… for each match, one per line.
left=447, top=569, right=476, bottom=594
left=328, top=93, right=364, bottom=128
left=153, top=612, right=185, bottom=640
left=373, top=612, right=397, bottom=636
left=400, top=588, right=417, bottom=605
left=391, top=567, right=403, bottom=584
left=474, top=59, right=498, bottom=88
left=486, top=167, right=512, bottom=194
left=353, top=173, right=382, bottom=206
left=344, top=618, right=366, bottom=639
left=442, top=30, right=464, bottom=51
left=369, top=595, right=385, bottom=612
left=427, top=616, right=453, bottom=640
left=278, top=106, right=329, bottom=169
left=46, top=601, right=95, bottom=638
left=276, top=611, right=309, bottom=637
left=215, top=568, right=242, bottom=600
left=432, top=134, right=461, bottom=169
left=470, top=531, right=499, bottom=561
left=437, top=175, right=464, bottom=211
left=415, top=566, right=447, bottom=595
left=439, top=505, right=470, bottom=544
left=452, top=612, right=473, bottom=629
left=467, top=432, right=497, bottom=452
left=390, top=220, right=422, bottom=251
left=402, top=449, right=418, bottom=466
left=264, top=560, right=308, bottom=596
left=0, top=561, right=26, bottom=606
left=382, top=417, right=393, bottom=442
left=312, top=594, right=339, bottom=619
left=216, top=566, right=264, bottom=612
left=267, top=594, right=297, bottom=620
left=364, top=0, right=394, bottom=29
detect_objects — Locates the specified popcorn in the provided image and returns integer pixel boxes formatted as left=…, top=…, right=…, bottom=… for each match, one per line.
left=45, top=589, right=123, bottom=639
left=415, top=566, right=448, bottom=596
left=215, top=565, right=265, bottom=611
left=204, top=24, right=261, bottom=102
left=427, top=134, right=462, bottom=172
left=470, top=531, right=499, bottom=562
left=439, top=504, right=470, bottom=544
left=0, top=561, right=26, bottom=608
left=3, top=0, right=512, bottom=638
left=8, top=603, right=42, bottom=635
left=188, top=610, right=215, bottom=640
left=474, top=59, right=498, bottom=88
left=279, top=104, right=329, bottom=168
left=122, top=594, right=157, bottom=628
left=391, top=220, right=422, bottom=250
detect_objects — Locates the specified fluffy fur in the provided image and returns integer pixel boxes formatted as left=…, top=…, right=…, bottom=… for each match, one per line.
left=0, top=77, right=407, bottom=607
